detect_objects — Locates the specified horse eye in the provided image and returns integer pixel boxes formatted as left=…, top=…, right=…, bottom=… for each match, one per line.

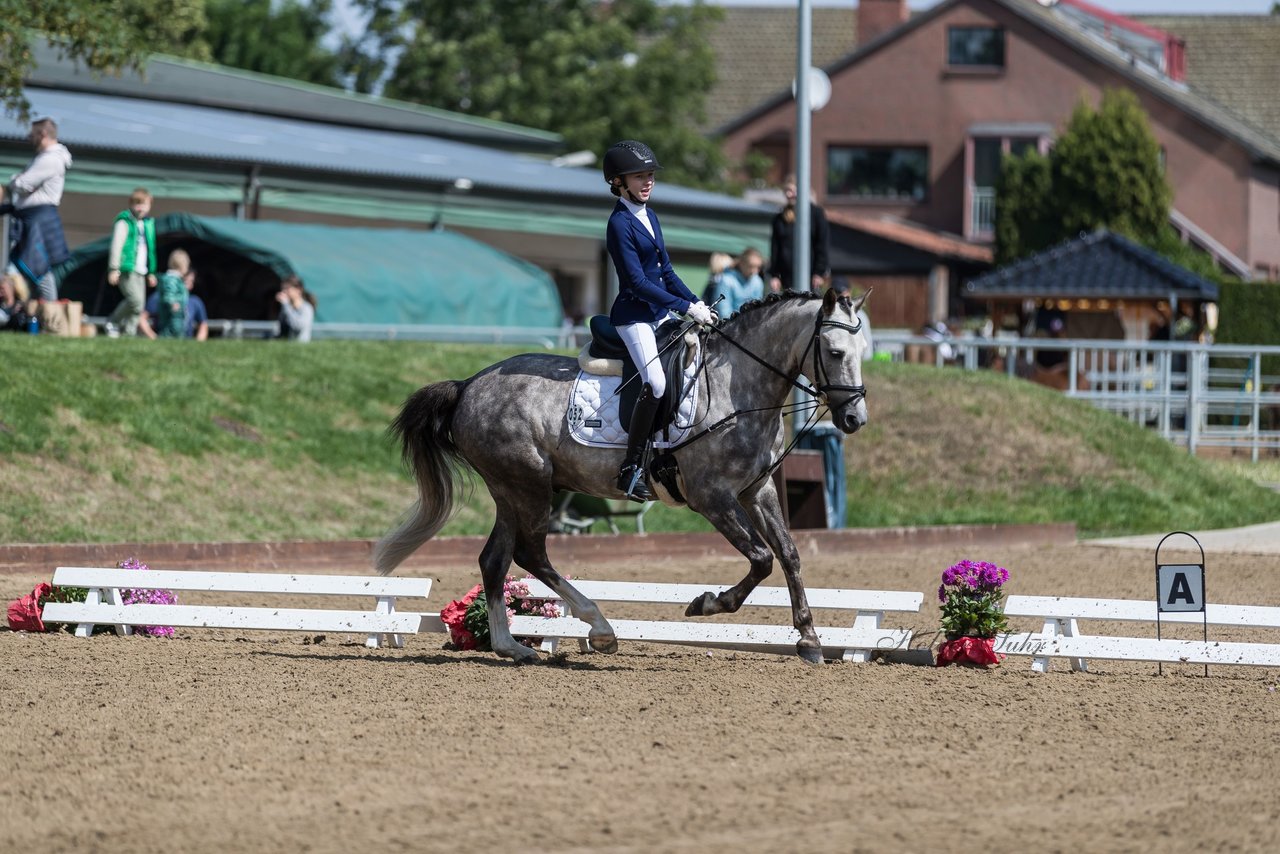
left=829, top=349, right=845, bottom=359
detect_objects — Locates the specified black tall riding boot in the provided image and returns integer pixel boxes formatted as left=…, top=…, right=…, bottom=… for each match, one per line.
left=616, top=383, right=660, bottom=502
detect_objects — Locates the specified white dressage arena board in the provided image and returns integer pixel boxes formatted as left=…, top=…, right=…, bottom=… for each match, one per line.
left=999, top=594, right=1280, bottom=671
left=503, top=578, right=923, bottom=663
left=41, top=566, right=433, bottom=649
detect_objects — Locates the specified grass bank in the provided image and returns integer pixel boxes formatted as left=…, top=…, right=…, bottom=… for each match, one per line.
left=1, top=337, right=1277, bottom=543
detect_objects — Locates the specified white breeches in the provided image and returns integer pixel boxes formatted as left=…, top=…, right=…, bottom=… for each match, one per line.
left=617, top=319, right=666, bottom=399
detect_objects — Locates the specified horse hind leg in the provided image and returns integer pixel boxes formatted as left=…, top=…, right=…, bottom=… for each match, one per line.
left=513, top=532, right=617, bottom=655
left=478, top=515, right=539, bottom=663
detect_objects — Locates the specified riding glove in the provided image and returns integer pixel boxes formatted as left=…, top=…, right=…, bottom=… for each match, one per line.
left=686, top=301, right=714, bottom=326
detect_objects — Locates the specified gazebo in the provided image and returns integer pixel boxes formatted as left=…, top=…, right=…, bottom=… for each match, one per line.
left=963, top=229, right=1220, bottom=342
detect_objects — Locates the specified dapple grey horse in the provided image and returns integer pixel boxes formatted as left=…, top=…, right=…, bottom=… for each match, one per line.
left=374, top=288, right=870, bottom=663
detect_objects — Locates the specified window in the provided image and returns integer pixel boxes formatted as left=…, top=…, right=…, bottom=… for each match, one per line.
left=827, top=146, right=928, bottom=201
left=967, top=135, right=1046, bottom=238
left=948, top=27, right=1005, bottom=67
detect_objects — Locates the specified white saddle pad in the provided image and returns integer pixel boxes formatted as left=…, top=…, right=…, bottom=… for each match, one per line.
left=567, top=350, right=702, bottom=449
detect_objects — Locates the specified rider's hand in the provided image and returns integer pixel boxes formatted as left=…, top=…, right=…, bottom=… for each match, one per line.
left=687, top=301, right=713, bottom=326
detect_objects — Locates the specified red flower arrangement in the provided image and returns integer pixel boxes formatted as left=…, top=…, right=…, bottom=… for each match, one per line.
left=439, top=576, right=562, bottom=651
left=5, top=558, right=176, bottom=636
left=6, top=582, right=54, bottom=632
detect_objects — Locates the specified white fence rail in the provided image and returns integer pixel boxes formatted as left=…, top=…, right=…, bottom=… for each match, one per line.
left=876, top=332, right=1280, bottom=461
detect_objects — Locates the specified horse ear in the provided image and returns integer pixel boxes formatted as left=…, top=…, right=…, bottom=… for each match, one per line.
left=853, top=287, right=872, bottom=313
left=822, top=286, right=838, bottom=314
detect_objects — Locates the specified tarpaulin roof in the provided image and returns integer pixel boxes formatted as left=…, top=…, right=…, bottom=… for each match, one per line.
left=54, top=213, right=565, bottom=327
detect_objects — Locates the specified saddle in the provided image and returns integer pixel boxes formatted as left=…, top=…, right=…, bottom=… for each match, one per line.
left=578, top=315, right=697, bottom=439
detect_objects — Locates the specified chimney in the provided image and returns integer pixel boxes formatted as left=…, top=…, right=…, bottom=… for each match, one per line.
left=857, top=0, right=909, bottom=48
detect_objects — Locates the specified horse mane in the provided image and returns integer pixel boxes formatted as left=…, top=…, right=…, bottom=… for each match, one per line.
left=717, top=289, right=825, bottom=332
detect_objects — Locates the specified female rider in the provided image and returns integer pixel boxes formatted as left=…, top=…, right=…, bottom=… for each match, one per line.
left=603, top=140, right=714, bottom=501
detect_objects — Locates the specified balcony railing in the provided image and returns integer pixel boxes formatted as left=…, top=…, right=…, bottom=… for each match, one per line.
left=970, top=186, right=996, bottom=237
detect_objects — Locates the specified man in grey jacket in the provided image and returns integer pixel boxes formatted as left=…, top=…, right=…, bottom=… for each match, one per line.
left=2, top=116, right=73, bottom=302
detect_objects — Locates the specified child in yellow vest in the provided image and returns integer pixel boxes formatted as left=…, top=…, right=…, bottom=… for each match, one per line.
left=105, top=187, right=157, bottom=337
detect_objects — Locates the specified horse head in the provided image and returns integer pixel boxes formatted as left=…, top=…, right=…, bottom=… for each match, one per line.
left=815, top=286, right=870, bottom=435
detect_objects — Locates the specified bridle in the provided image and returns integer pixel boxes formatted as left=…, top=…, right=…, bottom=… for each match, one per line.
left=709, top=303, right=868, bottom=411
left=803, top=310, right=868, bottom=410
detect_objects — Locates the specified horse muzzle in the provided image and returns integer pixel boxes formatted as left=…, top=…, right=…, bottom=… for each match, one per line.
left=833, top=398, right=868, bottom=434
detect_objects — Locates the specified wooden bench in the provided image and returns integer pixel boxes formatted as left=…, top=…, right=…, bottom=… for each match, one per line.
left=508, top=579, right=923, bottom=662
left=41, top=567, right=432, bottom=649
left=1000, top=594, right=1280, bottom=671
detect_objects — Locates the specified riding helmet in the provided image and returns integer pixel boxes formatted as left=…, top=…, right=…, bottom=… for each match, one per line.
left=602, top=140, right=662, bottom=184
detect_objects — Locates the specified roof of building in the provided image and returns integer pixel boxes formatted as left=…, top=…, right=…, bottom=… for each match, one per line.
left=963, top=229, right=1220, bottom=302
left=25, top=41, right=562, bottom=154
left=711, top=2, right=1280, bottom=166
left=826, top=211, right=993, bottom=264
left=1135, top=14, right=1280, bottom=143
left=703, top=6, right=858, bottom=133
left=2, top=86, right=772, bottom=227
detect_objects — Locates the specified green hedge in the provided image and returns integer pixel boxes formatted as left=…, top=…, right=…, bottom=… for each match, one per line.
left=1216, top=281, right=1280, bottom=376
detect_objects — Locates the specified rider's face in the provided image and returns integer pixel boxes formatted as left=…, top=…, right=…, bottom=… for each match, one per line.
left=623, top=171, right=654, bottom=203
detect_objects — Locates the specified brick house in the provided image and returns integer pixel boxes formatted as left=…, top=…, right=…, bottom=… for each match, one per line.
left=715, top=0, right=1280, bottom=332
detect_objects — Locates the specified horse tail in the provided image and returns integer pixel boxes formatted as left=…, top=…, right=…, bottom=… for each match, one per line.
left=373, top=380, right=469, bottom=576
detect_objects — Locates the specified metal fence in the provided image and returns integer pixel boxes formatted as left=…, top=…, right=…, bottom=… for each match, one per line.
left=874, top=331, right=1280, bottom=462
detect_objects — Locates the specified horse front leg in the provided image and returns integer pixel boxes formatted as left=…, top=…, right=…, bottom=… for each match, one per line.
left=513, top=532, right=617, bottom=654
left=683, top=494, right=776, bottom=617
left=743, top=481, right=822, bottom=665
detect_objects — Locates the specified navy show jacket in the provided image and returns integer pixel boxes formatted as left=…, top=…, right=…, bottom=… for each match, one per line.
left=606, top=199, right=698, bottom=325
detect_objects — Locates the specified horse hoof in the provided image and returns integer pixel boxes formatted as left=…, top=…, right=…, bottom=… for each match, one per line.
left=684, top=592, right=720, bottom=617
left=797, top=644, right=824, bottom=666
left=589, top=633, right=618, bottom=654
left=500, top=644, right=539, bottom=664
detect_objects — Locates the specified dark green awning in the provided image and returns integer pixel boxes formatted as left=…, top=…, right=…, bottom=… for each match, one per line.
left=54, top=213, right=565, bottom=327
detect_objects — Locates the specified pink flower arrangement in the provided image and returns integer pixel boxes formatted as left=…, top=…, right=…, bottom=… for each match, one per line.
left=439, top=575, right=563, bottom=651
left=116, top=557, right=178, bottom=637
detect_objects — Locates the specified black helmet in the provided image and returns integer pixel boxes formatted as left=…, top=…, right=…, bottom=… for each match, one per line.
left=602, top=140, right=662, bottom=184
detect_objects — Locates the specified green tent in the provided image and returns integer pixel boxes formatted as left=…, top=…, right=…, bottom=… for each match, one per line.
left=54, top=213, right=565, bottom=328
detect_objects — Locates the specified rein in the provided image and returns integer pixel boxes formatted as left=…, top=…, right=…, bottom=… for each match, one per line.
left=668, top=304, right=867, bottom=489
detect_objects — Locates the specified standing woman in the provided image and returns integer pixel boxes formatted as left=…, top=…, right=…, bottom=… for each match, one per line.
left=767, top=173, right=830, bottom=293
left=603, top=140, right=713, bottom=501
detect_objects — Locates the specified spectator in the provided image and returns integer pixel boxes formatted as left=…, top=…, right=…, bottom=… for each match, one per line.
left=767, top=173, right=830, bottom=293
left=711, top=247, right=766, bottom=316
left=1, top=116, right=72, bottom=303
left=139, top=250, right=208, bottom=341
left=0, top=273, right=32, bottom=332
left=276, top=275, right=315, bottom=342
left=104, top=187, right=158, bottom=338
left=701, top=251, right=733, bottom=303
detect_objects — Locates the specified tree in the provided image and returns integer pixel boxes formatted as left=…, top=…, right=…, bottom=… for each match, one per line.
left=993, top=149, right=1052, bottom=265
left=995, top=88, right=1174, bottom=262
left=0, top=0, right=208, bottom=119
left=204, top=0, right=342, bottom=87
left=341, top=0, right=727, bottom=188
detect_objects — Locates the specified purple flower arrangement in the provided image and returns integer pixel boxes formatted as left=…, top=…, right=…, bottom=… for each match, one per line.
left=938, top=559, right=1010, bottom=641
left=117, top=557, right=178, bottom=637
